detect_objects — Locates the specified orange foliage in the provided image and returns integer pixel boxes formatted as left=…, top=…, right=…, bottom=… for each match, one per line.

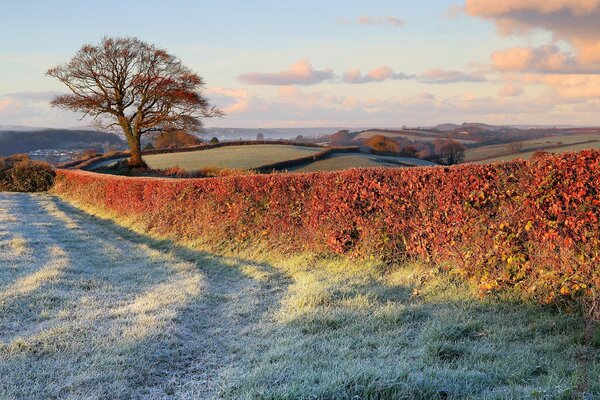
left=365, top=135, right=400, bottom=153
left=53, top=150, right=600, bottom=316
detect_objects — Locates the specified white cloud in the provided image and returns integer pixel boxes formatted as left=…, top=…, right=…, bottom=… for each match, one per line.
left=419, top=68, right=486, bottom=83
left=0, top=91, right=81, bottom=127
left=498, top=83, right=524, bottom=97
left=238, top=59, right=334, bottom=86
left=342, top=67, right=415, bottom=83
left=337, top=15, right=405, bottom=27
left=465, top=0, right=600, bottom=64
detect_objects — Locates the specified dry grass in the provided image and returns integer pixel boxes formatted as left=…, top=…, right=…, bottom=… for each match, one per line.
left=0, top=193, right=597, bottom=399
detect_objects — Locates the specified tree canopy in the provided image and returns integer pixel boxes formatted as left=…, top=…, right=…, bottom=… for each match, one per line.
left=48, top=36, right=222, bottom=167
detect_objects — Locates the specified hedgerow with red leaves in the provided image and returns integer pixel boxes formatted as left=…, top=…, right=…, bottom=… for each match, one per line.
left=52, top=150, right=599, bottom=315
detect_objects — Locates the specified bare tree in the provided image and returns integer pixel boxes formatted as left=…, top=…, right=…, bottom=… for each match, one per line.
left=47, top=37, right=222, bottom=167
left=440, top=140, right=466, bottom=165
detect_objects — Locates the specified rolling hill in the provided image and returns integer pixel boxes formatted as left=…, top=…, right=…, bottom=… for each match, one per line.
left=0, top=128, right=124, bottom=157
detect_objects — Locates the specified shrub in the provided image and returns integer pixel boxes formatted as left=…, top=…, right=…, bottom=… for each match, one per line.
left=366, top=135, right=400, bottom=153
left=0, top=155, right=55, bottom=192
left=52, top=150, right=600, bottom=317
left=154, top=131, right=202, bottom=149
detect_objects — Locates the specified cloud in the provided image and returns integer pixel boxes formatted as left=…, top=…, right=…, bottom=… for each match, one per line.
left=465, top=0, right=600, bottom=64
left=238, top=59, right=334, bottom=86
left=0, top=98, right=23, bottom=113
left=206, top=83, right=598, bottom=128
left=491, top=44, right=600, bottom=73
left=498, top=83, right=524, bottom=97
left=342, top=66, right=485, bottom=84
left=0, top=91, right=83, bottom=127
left=338, top=15, right=405, bottom=27
left=524, top=74, right=600, bottom=98
left=343, top=67, right=415, bottom=83
left=419, top=68, right=486, bottom=83
left=206, top=87, right=251, bottom=114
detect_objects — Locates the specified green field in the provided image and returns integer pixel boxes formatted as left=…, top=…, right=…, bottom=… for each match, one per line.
left=0, top=193, right=597, bottom=399
left=466, top=133, right=600, bottom=163
left=91, top=144, right=437, bottom=173
left=290, top=153, right=436, bottom=172
left=141, top=144, right=323, bottom=170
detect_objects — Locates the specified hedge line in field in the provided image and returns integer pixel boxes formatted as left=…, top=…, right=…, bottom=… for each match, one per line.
left=53, top=150, right=600, bottom=312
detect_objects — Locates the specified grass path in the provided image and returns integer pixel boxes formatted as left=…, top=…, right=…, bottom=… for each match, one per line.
left=0, top=193, right=597, bottom=399
left=0, top=193, right=288, bottom=399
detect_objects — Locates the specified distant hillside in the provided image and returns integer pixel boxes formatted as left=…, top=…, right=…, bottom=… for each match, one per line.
left=434, top=123, right=519, bottom=132
left=202, top=127, right=368, bottom=141
left=0, top=129, right=124, bottom=156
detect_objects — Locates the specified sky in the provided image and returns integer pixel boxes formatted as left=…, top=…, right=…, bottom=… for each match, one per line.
left=1, top=0, right=599, bottom=128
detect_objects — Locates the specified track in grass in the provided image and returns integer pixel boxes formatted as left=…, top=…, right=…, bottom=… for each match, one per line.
left=0, top=193, right=597, bottom=399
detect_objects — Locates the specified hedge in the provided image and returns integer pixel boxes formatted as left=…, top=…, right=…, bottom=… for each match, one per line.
left=52, top=150, right=599, bottom=315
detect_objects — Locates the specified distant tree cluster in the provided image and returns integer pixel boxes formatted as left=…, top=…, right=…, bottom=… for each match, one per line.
left=329, top=130, right=355, bottom=145
left=154, top=131, right=203, bottom=149
left=365, top=135, right=400, bottom=153
left=362, top=135, right=465, bottom=165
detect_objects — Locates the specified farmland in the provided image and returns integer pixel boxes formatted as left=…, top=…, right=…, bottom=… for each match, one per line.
left=466, top=133, right=600, bottom=163
left=290, top=153, right=436, bottom=172
left=88, top=143, right=435, bottom=173
left=142, top=144, right=323, bottom=170
left=0, top=192, right=596, bottom=399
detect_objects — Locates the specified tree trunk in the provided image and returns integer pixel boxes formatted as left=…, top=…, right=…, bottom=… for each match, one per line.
left=127, top=134, right=146, bottom=168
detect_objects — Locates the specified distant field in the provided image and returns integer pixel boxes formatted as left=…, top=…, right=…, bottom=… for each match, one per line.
left=90, top=144, right=436, bottom=173
left=290, top=153, right=436, bottom=172
left=142, top=144, right=322, bottom=170
left=356, top=130, right=477, bottom=144
left=479, top=141, right=600, bottom=163
left=466, top=133, right=600, bottom=162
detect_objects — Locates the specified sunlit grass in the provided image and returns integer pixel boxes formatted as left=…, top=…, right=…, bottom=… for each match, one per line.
left=142, top=144, right=322, bottom=171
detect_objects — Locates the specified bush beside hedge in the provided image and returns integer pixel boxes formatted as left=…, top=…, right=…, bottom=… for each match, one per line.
left=0, top=155, right=55, bottom=192
left=52, top=150, right=599, bottom=316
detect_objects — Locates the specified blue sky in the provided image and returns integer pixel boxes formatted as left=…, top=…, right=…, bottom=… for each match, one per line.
left=1, top=0, right=599, bottom=128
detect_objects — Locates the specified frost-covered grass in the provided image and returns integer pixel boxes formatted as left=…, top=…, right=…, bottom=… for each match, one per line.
left=141, top=144, right=322, bottom=171
left=0, top=193, right=598, bottom=399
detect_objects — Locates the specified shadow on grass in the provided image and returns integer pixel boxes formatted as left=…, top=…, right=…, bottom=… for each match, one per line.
left=0, top=192, right=596, bottom=399
left=1, top=193, right=292, bottom=399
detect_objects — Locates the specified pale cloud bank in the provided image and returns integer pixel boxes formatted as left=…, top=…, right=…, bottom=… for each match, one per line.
left=342, top=67, right=415, bottom=83
left=419, top=68, right=486, bottom=84
left=337, top=15, right=405, bottom=27
left=465, top=0, right=600, bottom=64
left=0, top=91, right=81, bottom=127
left=238, top=59, right=334, bottom=86
left=464, top=0, right=600, bottom=101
